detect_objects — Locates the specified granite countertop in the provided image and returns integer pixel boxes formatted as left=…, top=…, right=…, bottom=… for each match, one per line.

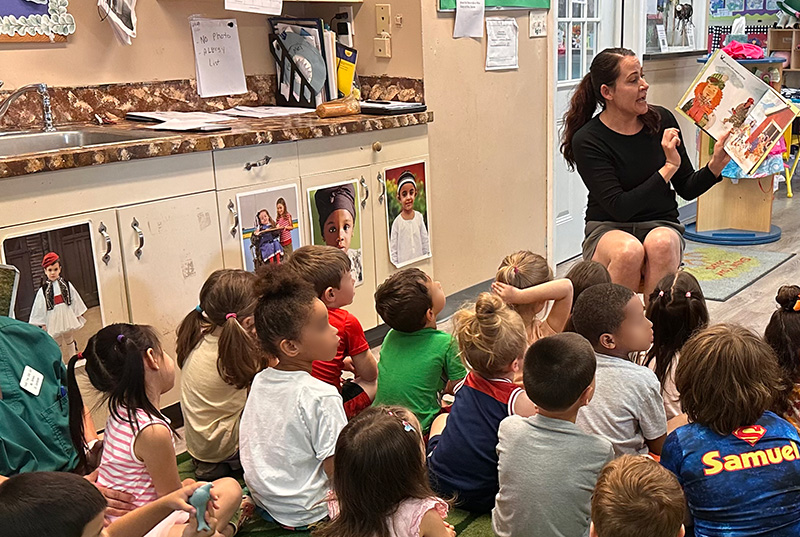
left=0, top=110, right=433, bottom=179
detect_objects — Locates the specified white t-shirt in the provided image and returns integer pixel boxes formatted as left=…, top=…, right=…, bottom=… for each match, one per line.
left=641, top=352, right=682, bottom=421
left=575, top=353, right=667, bottom=456
left=389, top=211, right=430, bottom=267
left=240, top=368, right=347, bottom=527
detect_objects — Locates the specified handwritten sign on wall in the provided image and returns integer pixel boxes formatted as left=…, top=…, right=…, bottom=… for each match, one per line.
left=189, top=17, right=248, bottom=98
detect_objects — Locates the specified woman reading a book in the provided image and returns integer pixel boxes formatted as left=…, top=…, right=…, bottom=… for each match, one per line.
left=560, top=47, right=731, bottom=301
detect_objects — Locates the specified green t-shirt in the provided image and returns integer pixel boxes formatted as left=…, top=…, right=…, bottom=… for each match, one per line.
left=0, top=316, right=79, bottom=476
left=373, top=328, right=467, bottom=432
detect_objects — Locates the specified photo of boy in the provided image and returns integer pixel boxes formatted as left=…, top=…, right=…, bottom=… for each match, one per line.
left=385, top=162, right=431, bottom=268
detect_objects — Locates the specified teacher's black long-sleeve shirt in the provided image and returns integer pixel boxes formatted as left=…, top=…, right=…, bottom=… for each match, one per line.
left=572, top=106, right=722, bottom=224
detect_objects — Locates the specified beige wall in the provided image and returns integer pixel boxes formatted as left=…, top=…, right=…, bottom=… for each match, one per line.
left=644, top=56, right=702, bottom=168
left=0, top=0, right=420, bottom=89
left=422, top=10, right=550, bottom=294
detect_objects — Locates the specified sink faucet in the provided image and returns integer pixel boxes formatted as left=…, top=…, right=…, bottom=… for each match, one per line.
left=0, top=82, right=56, bottom=132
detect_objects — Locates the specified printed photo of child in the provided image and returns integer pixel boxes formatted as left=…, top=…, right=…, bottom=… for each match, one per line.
left=236, top=184, right=302, bottom=272
left=308, top=180, right=364, bottom=285
left=385, top=161, right=431, bottom=268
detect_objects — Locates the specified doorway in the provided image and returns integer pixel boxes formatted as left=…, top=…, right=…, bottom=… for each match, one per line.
left=553, top=0, right=620, bottom=263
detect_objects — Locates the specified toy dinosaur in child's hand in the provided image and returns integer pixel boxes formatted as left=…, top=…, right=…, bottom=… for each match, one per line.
left=188, top=483, right=214, bottom=532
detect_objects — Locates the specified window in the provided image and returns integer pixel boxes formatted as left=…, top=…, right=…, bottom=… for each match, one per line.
left=557, top=0, right=600, bottom=82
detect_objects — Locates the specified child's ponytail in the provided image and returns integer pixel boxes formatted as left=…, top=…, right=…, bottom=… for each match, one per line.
left=177, top=269, right=263, bottom=389
left=454, top=292, right=527, bottom=378
left=644, top=272, right=708, bottom=387
left=765, top=285, right=800, bottom=385
left=67, top=351, right=89, bottom=472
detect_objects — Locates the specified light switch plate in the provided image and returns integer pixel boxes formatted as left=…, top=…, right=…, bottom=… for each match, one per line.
left=376, top=4, right=392, bottom=35
left=529, top=10, right=547, bottom=38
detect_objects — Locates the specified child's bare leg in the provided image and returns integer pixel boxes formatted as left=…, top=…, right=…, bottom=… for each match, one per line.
left=428, top=414, right=449, bottom=439
left=210, top=477, right=243, bottom=536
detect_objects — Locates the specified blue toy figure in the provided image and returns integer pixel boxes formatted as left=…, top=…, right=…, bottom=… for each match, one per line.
left=189, top=482, right=213, bottom=532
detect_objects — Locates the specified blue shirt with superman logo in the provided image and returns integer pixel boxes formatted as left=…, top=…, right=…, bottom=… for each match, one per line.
left=662, top=411, right=800, bottom=536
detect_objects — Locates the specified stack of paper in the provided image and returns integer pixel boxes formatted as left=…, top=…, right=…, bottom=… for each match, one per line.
left=189, top=16, right=249, bottom=99
left=217, top=106, right=314, bottom=118
left=126, top=111, right=235, bottom=132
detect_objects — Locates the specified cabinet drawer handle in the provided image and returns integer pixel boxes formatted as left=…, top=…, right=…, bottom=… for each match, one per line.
left=98, top=222, right=112, bottom=265
left=244, top=155, right=272, bottom=171
left=377, top=172, right=386, bottom=205
left=227, top=199, right=239, bottom=237
left=359, top=175, right=369, bottom=209
left=131, top=217, right=144, bottom=260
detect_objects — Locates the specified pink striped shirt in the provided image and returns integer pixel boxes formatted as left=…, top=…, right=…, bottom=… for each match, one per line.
left=96, top=407, right=173, bottom=516
left=276, top=214, right=293, bottom=245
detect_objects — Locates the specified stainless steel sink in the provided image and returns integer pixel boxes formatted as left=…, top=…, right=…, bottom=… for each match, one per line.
left=0, top=128, right=169, bottom=157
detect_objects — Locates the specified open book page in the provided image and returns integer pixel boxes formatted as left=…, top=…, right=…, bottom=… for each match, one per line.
left=724, top=89, right=799, bottom=174
left=676, top=50, right=768, bottom=141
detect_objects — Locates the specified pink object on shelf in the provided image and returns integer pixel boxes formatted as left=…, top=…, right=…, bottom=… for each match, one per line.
left=721, top=40, right=765, bottom=59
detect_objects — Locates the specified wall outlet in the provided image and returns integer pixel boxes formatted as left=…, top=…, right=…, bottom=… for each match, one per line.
left=376, top=4, right=392, bottom=35
left=529, top=10, right=547, bottom=38
left=338, top=6, right=355, bottom=34
left=374, top=36, right=392, bottom=58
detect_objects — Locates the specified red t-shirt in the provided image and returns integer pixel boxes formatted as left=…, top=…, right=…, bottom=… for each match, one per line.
left=311, top=308, right=370, bottom=388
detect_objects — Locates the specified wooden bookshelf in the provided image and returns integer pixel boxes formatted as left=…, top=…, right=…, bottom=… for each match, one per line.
left=767, top=28, right=799, bottom=78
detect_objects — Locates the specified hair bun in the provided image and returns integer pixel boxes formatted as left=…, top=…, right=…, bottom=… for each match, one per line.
left=475, top=292, right=505, bottom=321
left=255, top=264, right=310, bottom=302
left=776, top=285, right=800, bottom=312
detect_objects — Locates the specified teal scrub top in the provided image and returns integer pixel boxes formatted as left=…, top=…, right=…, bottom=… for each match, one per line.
left=0, top=316, right=78, bottom=476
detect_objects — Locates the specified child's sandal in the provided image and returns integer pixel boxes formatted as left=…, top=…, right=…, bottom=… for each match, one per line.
left=227, top=495, right=256, bottom=536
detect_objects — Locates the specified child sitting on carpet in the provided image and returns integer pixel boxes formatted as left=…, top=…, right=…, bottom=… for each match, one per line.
left=240, top=265, right=346, bottom=530
left=66, top=324, right=242, bottom=535
left=492, top=251, right=573, bottom=347
left=764, top=284, right=800, bottom=432
left=373, top=268, right=467, bottom=434
left=287, top=245, right=378, bottom=418
left=639, top=271, right=708, bottom=421
left=427, top=293, right=537, bottom=513
left=0, top=473, right=218, bottom=537
left=571, top=284, right=667, bottom=456
left=591, top=456, right=685, bottom=537
left=661, top=324, right=800, bottom=536
left=313, top=406, right=455, bottom=537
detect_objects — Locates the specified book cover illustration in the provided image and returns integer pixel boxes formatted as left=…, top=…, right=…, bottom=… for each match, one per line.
left=677, top=50, right=799, bottom=174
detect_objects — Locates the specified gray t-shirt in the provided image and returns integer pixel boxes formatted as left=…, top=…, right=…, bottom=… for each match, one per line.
left=492, top=414, right=614, bottom=537
left=576, top=353, right=667, bottom=456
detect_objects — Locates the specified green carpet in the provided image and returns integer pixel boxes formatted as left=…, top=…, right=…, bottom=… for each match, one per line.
left=682, top=243, right=794, bottom=302
left=177, top=453, right=494, bottom=536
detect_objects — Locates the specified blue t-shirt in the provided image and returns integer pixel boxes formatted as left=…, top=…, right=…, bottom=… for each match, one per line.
left=661, top=411, right=800, bottom=536
left=427, top=372, right=523, bottom=513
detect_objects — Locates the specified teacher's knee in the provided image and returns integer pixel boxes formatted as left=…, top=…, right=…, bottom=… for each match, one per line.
left=643, top=229, right=681, bottom=265
left=608, top=238, right=645, bottom=268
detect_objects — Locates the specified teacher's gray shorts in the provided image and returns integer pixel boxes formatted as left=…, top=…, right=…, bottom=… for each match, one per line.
left=582, top=220, right=686, bottom=261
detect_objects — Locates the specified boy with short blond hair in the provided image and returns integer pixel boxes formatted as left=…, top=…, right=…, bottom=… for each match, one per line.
left=286, top=245, right=378, bottom=418
left=591, top=455, right=686, bottom=537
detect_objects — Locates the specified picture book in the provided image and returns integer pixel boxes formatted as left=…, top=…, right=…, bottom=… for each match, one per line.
left=676, top=49, right=799, bottom=175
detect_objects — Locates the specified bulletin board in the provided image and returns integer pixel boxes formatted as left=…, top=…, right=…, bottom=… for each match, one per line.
left=438, top=0, right=549, bottom=13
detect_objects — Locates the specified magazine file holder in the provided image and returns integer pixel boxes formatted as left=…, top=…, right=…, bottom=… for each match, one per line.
left=269, top=33, right=317, bottom=109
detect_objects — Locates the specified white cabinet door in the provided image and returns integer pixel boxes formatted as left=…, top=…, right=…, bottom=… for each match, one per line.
left=216, top=178, right=304, bottom=270
left=370, top=157, right=435, bottom=287
left=116, top=192, right=224, bottom=408
left=300, top=166, right=378, bottom=329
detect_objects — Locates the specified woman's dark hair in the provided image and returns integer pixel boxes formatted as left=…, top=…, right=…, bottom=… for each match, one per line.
left=564, top=261, right=612, bottom=332
left=676, top=324, right=782, bottom=436
left=644, top=272, right=709, bottom=388
left=176, top=269, right=265, bottom=389
left=560, top=47, right=661, bottom=170
left=0, top=472, right=107, bottom=537
left=313, top=406, right=441, bottom=537
left=67, top=323, right=171, bottom=472
left=764, top=285, right=800, bottom=414
left=254, top=264, right=319, bottom=357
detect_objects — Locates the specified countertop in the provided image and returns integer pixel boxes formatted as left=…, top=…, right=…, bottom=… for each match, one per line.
left=0, top=110, right=433, bottom=179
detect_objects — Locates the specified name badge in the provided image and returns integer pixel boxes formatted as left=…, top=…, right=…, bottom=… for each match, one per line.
left=20, top=366, right=44, bottom=397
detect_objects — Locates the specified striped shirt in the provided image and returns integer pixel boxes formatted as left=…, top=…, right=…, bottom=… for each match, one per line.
left=96, top=407, right=173, bottom=515
left=276, top=214, right=293, bottom=244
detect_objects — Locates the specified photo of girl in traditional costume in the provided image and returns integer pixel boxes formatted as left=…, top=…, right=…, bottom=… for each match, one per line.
left=237, top=184, right=302, bottom=272
left=29, top=252, right=87, bottom=358
left=385, top=162, right=431, bottom=268
left=309, top=181, right=364, bottom=285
